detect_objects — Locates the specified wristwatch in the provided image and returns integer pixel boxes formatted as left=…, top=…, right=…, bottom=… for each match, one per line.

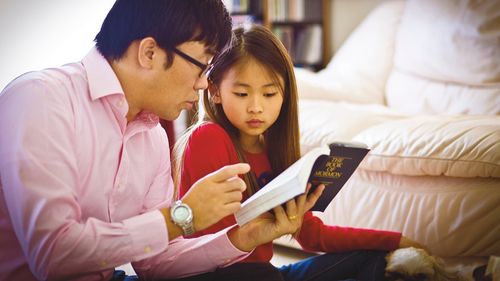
left=170, top=200, right=195, bottom=236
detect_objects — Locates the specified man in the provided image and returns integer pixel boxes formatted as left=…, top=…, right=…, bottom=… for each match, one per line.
left=0, top=1, right=322, bottom=280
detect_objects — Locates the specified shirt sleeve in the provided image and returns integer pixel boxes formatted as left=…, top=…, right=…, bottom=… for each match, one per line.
left=296, top=211, right=402, bottom=253
left=132, top=226, right=250, bottom=280
left=129, top=125, right=250, bottom=279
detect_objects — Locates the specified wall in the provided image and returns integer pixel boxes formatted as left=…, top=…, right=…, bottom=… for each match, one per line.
left=329, top=0, right=389, bottom=55
left=0, top=0, right=115, bottom=90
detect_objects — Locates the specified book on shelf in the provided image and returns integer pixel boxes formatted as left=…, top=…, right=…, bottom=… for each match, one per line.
left=273, top=26, right=294, bottom=55
left=304, top=0, right=323, bottom=21
left=294, top=24, right=322, bottom=65
left=235, top=142, right=370, bottom=226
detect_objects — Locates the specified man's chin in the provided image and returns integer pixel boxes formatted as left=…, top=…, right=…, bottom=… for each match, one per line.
left=161, top=110, right=182, bottom=121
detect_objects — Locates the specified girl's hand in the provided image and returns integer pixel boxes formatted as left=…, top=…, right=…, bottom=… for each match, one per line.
left=282, top=183, right=325, bottom=235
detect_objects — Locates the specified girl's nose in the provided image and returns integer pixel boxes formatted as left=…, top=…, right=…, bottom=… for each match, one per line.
left=248, top=97, right=263, bottom=113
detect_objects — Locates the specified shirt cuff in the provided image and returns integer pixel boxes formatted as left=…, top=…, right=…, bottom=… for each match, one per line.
left=205, top=225, right=253, bottom=267
left=122, top=209, right=169, bottom=261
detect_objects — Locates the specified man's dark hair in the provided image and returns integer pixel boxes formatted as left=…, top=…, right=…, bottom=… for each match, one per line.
left=95, top=0, right=232, bottom=65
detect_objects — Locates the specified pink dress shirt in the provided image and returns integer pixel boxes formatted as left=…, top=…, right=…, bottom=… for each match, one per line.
left=0, top=47, right=249, bottom=281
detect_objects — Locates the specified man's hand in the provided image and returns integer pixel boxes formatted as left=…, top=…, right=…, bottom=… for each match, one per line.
left=228, top=183, right=325, bottom=252
left=181, top=163, right=250, bottom=232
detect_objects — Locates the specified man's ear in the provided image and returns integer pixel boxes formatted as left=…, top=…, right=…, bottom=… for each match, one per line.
left=137, top=37, right=157, bottom=69
left=209, top=82, right=222, bottom=103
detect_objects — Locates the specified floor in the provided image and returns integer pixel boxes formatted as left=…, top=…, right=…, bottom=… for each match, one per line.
left=116, top=244, right=316, bottom=275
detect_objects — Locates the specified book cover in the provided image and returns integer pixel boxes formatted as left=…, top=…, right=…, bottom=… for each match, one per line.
left=308, top=142, right=370, bottom=211
left=235, top=142, right=369, bottom=226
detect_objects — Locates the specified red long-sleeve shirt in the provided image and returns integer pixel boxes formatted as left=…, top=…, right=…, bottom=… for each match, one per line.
left=179, top=122, right=401, bottom=262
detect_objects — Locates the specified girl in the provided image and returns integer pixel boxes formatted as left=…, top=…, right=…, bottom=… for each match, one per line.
left=173, top=25, right=423, bottom=281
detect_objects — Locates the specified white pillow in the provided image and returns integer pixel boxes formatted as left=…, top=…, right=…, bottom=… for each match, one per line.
left=386, top=0, right=500, bottom=115
left=393, top=0, right=500, bottom=85
left=296, top=0, right=405, bottom=104
left=386, top=71, right=500, bottom=115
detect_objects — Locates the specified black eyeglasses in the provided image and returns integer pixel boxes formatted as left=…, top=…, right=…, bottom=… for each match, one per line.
left=173, top=48, right=214, bottom=78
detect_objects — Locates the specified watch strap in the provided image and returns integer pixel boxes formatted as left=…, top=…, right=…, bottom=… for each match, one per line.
left=181, top=223, right=195, bottom=236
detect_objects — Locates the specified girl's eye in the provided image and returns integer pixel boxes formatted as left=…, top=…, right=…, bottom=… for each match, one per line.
left=233, top=92, right=247, bottom=97
left=264, top=92, right=277, bottom=97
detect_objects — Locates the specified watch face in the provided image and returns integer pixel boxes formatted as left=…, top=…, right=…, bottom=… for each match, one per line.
left=173, top=206, right=190, bottom=221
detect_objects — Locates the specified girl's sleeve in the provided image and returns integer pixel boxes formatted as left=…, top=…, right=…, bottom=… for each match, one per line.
left=179, top=123, right=240, bottom=198
left=296, top=212, right=402, bottom=253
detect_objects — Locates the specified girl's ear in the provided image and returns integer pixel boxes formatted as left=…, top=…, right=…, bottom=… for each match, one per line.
left=209, top=82, right=222, bottom=104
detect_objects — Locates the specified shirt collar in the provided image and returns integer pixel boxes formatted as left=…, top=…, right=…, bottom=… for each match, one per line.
left=82, top=46, right=124, bottom=101
left=136, top=111, right=160, bottom=127
left=81, top=46, right=160, bottom=127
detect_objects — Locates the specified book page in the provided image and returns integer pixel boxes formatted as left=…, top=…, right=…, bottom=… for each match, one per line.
left=235, top=146, right=329, bottom=225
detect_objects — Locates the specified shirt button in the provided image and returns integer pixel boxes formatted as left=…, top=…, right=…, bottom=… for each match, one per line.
left=100, top=260, right=107, bottom=267
left=144, top=246, right=152, bottom=253
left=117, top=99, right=124, bottom=107
left=224, top=259, right=231, bottom=263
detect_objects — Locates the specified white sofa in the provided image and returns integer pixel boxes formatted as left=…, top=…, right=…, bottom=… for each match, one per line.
left=277, top=0, right=500, bottom=278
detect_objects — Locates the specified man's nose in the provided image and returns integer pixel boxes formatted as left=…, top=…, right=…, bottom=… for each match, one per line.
left=194, top=75, right=209, bottom=91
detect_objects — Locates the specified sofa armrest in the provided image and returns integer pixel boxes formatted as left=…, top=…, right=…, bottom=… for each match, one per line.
left=353, top=115, right=500, bottom=178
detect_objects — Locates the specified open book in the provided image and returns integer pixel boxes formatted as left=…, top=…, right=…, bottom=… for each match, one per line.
left=235, top=142, right=370, bottom=226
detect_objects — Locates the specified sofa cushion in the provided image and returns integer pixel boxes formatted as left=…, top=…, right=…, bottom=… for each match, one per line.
left=298, top=99, right=408, bottom=153
left=295, top=0, right=405, bottom=104
left=353, top=115, right=500, bottom=178
left=386, top=0, right=500, bottom=115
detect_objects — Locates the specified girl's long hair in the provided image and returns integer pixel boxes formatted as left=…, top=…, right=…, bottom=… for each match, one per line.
left=173, top=25, right=300, bottom=199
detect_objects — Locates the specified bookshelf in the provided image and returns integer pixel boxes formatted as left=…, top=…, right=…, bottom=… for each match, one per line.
left=225, top=0, right=331, bottom=70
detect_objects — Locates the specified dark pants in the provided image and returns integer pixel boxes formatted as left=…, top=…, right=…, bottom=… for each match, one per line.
left=112, top=263, right=284, bottom=281
left=112, top=250, right=387, bottom=281
left=166, top=262, right=284, bottom=281
left=111, top=270, right=139, bottom=281
left=278, top=250, right=388, bottom=281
